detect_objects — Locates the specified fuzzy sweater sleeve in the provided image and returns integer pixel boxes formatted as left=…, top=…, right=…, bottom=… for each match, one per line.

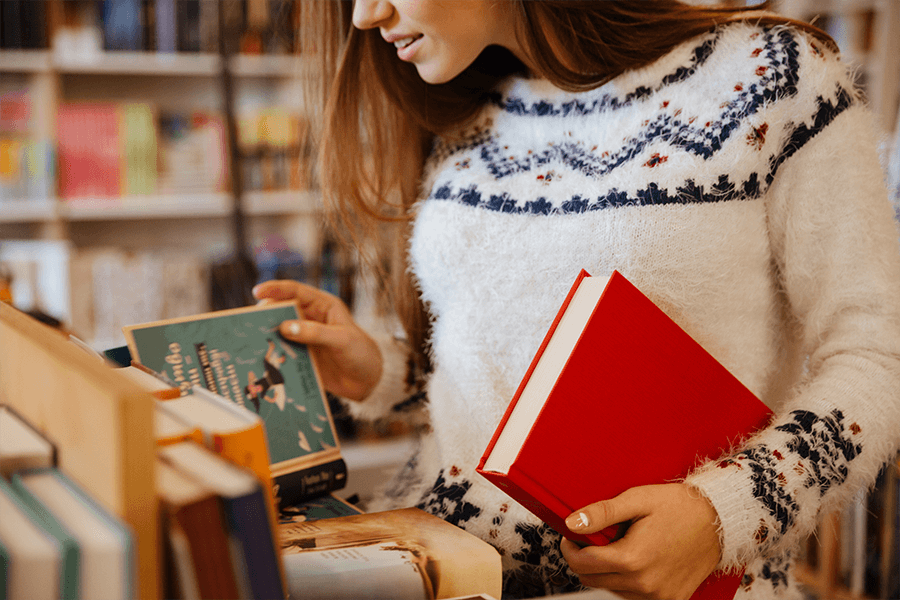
left=338, top=331, right=431, bottom=427
left=685, top=93, right=900, bottom=569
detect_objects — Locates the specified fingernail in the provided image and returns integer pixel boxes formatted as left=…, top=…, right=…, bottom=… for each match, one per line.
left=566, top=512, right=590, bottom=531
left=287, top=321, right=302, bottom=337
left=251, top=284, right=262, bottom=298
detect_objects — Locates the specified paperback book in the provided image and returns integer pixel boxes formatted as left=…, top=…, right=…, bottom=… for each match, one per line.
left=123, top=301, right=346, bottom=507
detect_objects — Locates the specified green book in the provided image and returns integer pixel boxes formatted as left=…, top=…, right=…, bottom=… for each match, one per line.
left=0, top=527, right=7, bottom=600
left=3, top=476, right=79, bottom=600
left=11, top=469, right=135, bottom=600
left=123, top=301, right=347, bottom=506
left=119, top=103, right=157, bottom=196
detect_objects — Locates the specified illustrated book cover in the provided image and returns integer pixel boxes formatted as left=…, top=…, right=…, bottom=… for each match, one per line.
left=477, top=270, right=774, bottom=600
left=123, top=300, right=346, bottom=507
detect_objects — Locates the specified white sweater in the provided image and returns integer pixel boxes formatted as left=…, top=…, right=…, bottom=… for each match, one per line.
left=346, top=23, right=900, bottom=599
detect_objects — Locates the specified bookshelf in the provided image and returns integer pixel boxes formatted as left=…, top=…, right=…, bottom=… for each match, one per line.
left=0, top=0, right=331, bottom=352
left=762, top=4, right=900, bottom=596
left=0, top=300, right=159, bottom=600
left=771, top=0, right=900, bottom=136
left=793, top=461, right=900, bottom=600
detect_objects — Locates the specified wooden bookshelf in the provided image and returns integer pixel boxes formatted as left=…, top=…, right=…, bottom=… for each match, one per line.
left=794, top=460, right=900, bottom=600
left=0, top=301, right=159, bottom=599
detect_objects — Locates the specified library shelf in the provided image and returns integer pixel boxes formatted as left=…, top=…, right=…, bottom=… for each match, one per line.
left=0, top=49, right=53, bottom=73
left=243, top=190, right=320, bottom=216
left=53, top=50, right=221, bottom=76
left=0, top=199, right=58, bottom=223
left=59, top=193, right=234, bottom=220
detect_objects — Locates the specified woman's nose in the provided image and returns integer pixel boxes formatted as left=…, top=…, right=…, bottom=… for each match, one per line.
left=352, top=0, right=393, bottom=30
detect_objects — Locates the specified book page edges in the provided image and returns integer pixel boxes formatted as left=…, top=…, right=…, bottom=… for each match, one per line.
left=477, top=269, right=592, bottom=473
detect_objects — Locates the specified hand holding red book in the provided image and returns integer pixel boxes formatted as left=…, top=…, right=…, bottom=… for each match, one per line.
left=477, top=269, right=773, bottom=600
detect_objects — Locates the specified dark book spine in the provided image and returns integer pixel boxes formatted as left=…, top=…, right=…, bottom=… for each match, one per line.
left=155, top=0, right=176, bottom=52
left=102, top=0, right=143, bottom=51
left=176, top=0, right=200, bottom=52
left=221, top=489, right=284, bottom=600
left=20, top=0, right=47, bottom=49
left=1, top=0, right=24, bottom=48
left=274, top=458, right=349, bottom=508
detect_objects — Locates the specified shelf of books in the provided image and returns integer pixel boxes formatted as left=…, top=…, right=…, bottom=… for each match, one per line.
left=1, top=293, right=503, bottom=600
left=795, top=459, right=900, bottom=600
left=0, top=0, right=331, bottom=354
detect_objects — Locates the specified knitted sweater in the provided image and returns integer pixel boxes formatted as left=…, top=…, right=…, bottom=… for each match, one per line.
left=345, top=23, right=900, bottom=600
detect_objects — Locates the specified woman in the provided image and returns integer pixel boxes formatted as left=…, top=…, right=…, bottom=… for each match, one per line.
left=254, top=1, right=900, bottom=598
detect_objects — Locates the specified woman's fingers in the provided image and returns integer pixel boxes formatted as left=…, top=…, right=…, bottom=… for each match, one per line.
left=253, top=279, right=353, bottom=324
left=252, top=279, right=305, bottom=301
left=278, top=319, right=350, bottom=349
left=565, top=487, right=649, bottom=536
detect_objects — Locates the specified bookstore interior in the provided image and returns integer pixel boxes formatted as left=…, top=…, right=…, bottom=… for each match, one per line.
left=1, top=1, right=899, bottom=599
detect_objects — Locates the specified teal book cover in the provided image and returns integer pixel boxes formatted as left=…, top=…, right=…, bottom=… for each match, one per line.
left=123, top=302, right=342, bottom=484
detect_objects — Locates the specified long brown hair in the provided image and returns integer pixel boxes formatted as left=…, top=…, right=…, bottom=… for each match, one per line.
left=300, top=1, right=831, bottom=380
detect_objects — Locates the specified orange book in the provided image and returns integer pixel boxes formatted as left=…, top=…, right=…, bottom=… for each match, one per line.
left=157, top=386, right=276, bottom=509
left=119, top=364, right=181, bottom=400
left=154, top=402, right=203, bottom=447
left=156, top=386, right=285, bottom=591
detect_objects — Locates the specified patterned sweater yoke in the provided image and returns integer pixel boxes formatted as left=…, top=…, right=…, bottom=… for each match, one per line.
left=345, top=23, right=900, bottom=600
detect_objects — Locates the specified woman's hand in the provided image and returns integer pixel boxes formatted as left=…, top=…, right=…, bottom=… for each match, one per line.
left=560, top=483, right=722, bottom=600
left=252, top=280, right=383, bottom=402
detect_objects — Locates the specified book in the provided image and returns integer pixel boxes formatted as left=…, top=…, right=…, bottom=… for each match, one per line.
left=154, top=0, right=176, bottom=52
left=11, top=468, right=135, bottom=600
left=156, top=457, right=243, bottom=600
left=0, top=477, right=66, bottom=600
left=280, top=493, right=364, bottom=525
left=56, top=103, right=121, bottom=200
left=477, top=269, right=774, bottom=600
left=0, top=0, right=23, bottom=49
left=154, top=384, right=277, bottom=520
left=280, top=507, right=502, bottom=600
left=123, top=301, right=348, bottom=507
left=102, top=0, right=143, bottom=51
left=176, top=0, right=201, bottom=52
left=0, top=404, right=56, bottom=478
left=153, top=402, right=204, bottom=447
left=158, top=440, right=285, bottom=600
left=118, top=364, right=181, bottom=400
left=118, top=102, right=157, bottom=196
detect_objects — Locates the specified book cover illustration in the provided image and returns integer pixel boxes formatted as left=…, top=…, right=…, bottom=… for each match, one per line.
left=123, top=302, right=339, bottom=472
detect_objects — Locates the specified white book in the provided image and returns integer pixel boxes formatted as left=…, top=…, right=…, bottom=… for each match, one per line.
left=0, top=479, right=60, bottom=600
left=12, top=469, right=135, bottom=600
left=0, top=405, right=54, bottom=477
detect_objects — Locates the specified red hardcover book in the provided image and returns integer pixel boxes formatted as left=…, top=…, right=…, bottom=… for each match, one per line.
left=476, top=269, right=773, bottom=600
left=57, top=103, right=122, bottom=200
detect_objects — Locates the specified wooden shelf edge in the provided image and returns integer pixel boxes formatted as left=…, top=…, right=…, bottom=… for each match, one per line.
left=0, top=49, right=314, bottom=78
left=0, top=49, right=53, bottom=72
left=0, top=199, right=58, bottom=222
left=53, top=51, right=220, bottom=76
left=60, top=194, right=232, bottom=220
